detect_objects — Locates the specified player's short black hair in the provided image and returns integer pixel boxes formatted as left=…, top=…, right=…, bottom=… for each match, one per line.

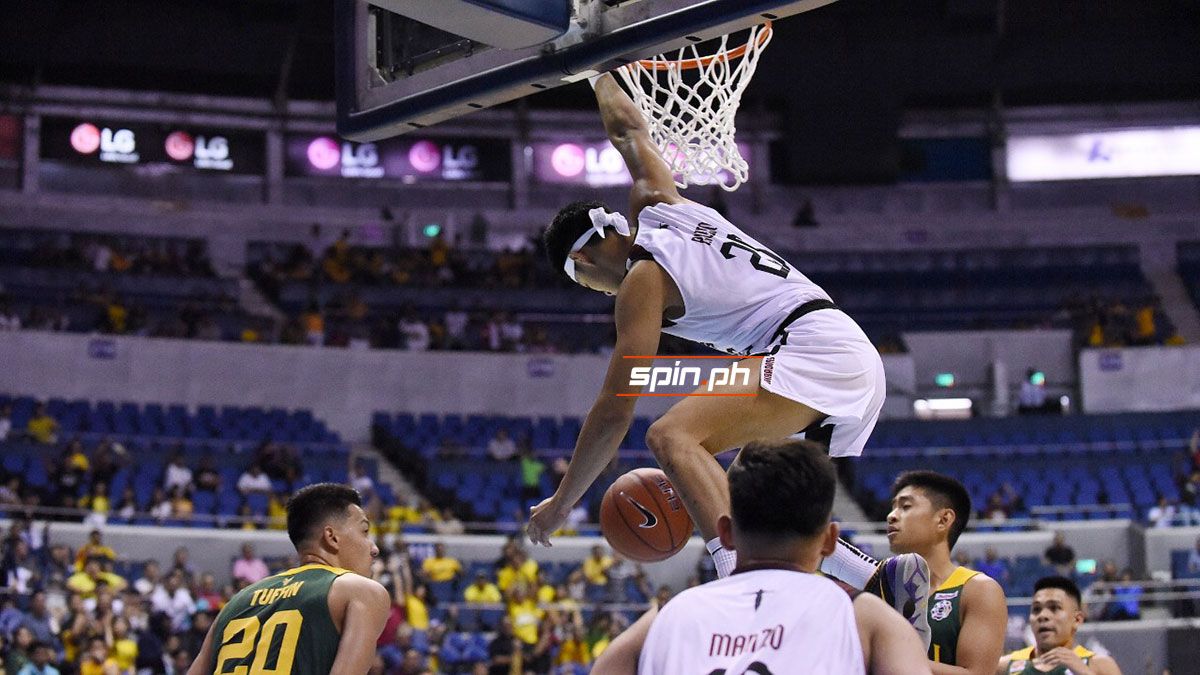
left=1034, top=575, right=1082, bottom=608
left=544, top=199, right=608, bottom=277
left=286, top=483, right=363, bottom=548
left=891, top=471, right=972, bottom=549
left=728, top=438, right=836, bottom=538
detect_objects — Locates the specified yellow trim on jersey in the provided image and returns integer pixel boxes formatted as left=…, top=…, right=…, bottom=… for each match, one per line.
left=275, top=563, right=351, bottom=578
left=937, top=566, right=979, bottom=591
left=1005, top=645, right=1095, bottom=661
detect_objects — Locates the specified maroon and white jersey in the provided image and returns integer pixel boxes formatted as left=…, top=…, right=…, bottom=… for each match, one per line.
left=629, top=201, right=833, bottom=356
left=639, top=569, right=864, bottom=675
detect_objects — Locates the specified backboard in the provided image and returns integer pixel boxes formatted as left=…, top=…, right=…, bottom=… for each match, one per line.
left=336, top=0, right=841, bottom=142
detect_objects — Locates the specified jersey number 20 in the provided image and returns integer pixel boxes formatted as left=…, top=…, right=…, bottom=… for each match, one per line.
left=719, top=234, right=790, bottom=279
left=215, top=610, right=304, bottom=675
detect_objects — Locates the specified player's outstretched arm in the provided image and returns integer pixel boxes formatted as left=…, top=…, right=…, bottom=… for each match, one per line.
left=527, top=261, right=668, bottom=546
left=591, top=73, right=683, bottom=217
left=932, top=575, right=1008, bottom=675
left=329, top=575, right=392, bottom=675
left=854, top=593, right=932, bottom=675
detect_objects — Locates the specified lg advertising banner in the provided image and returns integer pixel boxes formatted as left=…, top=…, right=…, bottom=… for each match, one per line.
left=529, top=140, right=754, bottom=187
left=40, top=118, right=265, bottom=174
left=284, top=134, right=511, bottom=182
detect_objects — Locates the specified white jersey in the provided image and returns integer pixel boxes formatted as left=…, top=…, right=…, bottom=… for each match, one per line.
left=630, top=201, right=832, bottom=356
left=640, top=569, right=864, bottom=675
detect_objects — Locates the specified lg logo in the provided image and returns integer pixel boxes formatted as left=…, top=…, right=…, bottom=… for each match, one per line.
left=164, top=131, right=234, bottom=171
left=71, top=123, right=139, bottom=163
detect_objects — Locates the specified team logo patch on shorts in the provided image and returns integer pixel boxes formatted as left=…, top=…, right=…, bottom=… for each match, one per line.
left=762, top=356, right=775, bottom=384
left=930, top=599, right=952, bottom=622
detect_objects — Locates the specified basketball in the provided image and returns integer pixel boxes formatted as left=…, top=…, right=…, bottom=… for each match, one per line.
left=599, top=468, right=693, bottom=562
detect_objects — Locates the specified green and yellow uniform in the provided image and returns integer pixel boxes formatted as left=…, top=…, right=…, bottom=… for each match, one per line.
left=928, top=566, right=979, bottom=665
left=1004, top=645, right=1094, bottom=674
left=207, top=564, right=349, bottom=675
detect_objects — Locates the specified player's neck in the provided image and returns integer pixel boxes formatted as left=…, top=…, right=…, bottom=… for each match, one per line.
left=298, top=552, right=337, bottom=569
left=1034, top=640, right=1074, bottom=657
left=919, top=543, right=955, bottom=587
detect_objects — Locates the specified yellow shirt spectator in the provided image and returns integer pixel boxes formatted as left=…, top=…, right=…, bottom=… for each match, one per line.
left=27, top=411, right=59, bottom=444
left=421, top=553, right=463, bottom=583
left=405, top=592, right=430, bottom=630
left=111, top=638, right=138, bottom=671
left=583, top=549, right=613, bottom=585
left=508, top=598, right=543, bottom=645
left=497, top=557, right=538, bottom=592
left=536, top=584, right=556, bottom=604
left=68, top=566, right=133, bottom=593
left=557, top=638, right=591, bottom=667
left=463, top=579, right=502, bottom=603
left=267, top=495, right=287, bottom=530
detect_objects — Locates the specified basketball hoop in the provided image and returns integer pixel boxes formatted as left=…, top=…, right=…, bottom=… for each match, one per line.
left=615, top=22, right=772, bottom=192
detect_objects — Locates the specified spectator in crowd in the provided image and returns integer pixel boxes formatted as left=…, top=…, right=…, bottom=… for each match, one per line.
left=169, top=487, right=193, bottom=522
left=1018, top=368, right=1048, bottom=414
left=236, top=464, right=272, bottom=497
left=487, top=428, right=517, bottom=462
left=148, top=489, right=172, bottom=524
left=107, top=616, right=138, bottom=675
left=231, top=544, right=270, bottom=586
left=583, top=545, right=613, bottom=590
left=150, top=571, right=194, bottom=631
left=0, top=403, right=12, bottom=441
left=1044, top=532, right=1076, bottom=577
left=398, top=308, right=430, bottom=351
left=301, top=301, right=324, bottom=346
left=432, top=508, right=465, bottom=535
left=194, top=455, right=221, bottom=493
left=488, top=617, right=520, bottom=675
left=162, top=454, right=193, bottom=494
left=78, top=636, right=119, bottom=675
left=16, top=641, right=59, bottom=675
left=497, top=549, right=538, bottom=594
left=171, top=546, right=197, bottom=583
left=518, top=445, right=545, bottom=504
left=67, top=558, right=127, bottom=598
left=20, top=591, right=58, bottom=650
left=1101, top=569, right=1142, bottom=621
left=421, top=543, right=462, bottom=584
left=349, top=461, right=374, bottom=498
left=4, top=539, right=39, bottom=594
left=506, top=583, right=543, bottom=647
left=975, top=547, right=1011, bottom=586
left=75, top=530, right=117, bottom=572
left=27, top=403, right=59, bottom=445
left=1148, top=496, right=1178, bottom=528
left=463, top=572, right=502, bottom=604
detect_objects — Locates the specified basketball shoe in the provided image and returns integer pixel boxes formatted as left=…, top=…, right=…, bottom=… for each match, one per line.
left=864, top=553, right=931, bottom=650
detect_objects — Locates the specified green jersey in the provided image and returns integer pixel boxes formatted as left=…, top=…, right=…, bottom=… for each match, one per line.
left=1004, top=645, right=1095, bottom=674
left=928, top=566, right=979, bottom=665
left=208, top=564, right=350, bottom=675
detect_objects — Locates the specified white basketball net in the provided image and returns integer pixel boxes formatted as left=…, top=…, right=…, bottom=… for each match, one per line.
left=615, top=23, right=772, bottom=192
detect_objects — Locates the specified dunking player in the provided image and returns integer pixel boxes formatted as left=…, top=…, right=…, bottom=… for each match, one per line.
left=526, top=70, right=928, bottom=634
left=996, top=576, right=1122, bottom=675
left=885, top=472, right=1008, bottom=675
left=187, top=484, right=390, bottom=675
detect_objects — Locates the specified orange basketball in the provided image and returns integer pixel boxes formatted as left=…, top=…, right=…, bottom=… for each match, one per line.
left=599, top=468, right=693, bottom=562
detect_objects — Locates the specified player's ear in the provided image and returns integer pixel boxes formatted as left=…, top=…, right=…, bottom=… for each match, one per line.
left=936, top=507, right=954, bottom=536
left=819, top=522, right=838, bottom=557
left=716, top=514, right=736, bottom=552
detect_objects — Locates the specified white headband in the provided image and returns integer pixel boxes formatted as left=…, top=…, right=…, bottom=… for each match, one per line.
left=563, top=208, right=630, bottom=282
